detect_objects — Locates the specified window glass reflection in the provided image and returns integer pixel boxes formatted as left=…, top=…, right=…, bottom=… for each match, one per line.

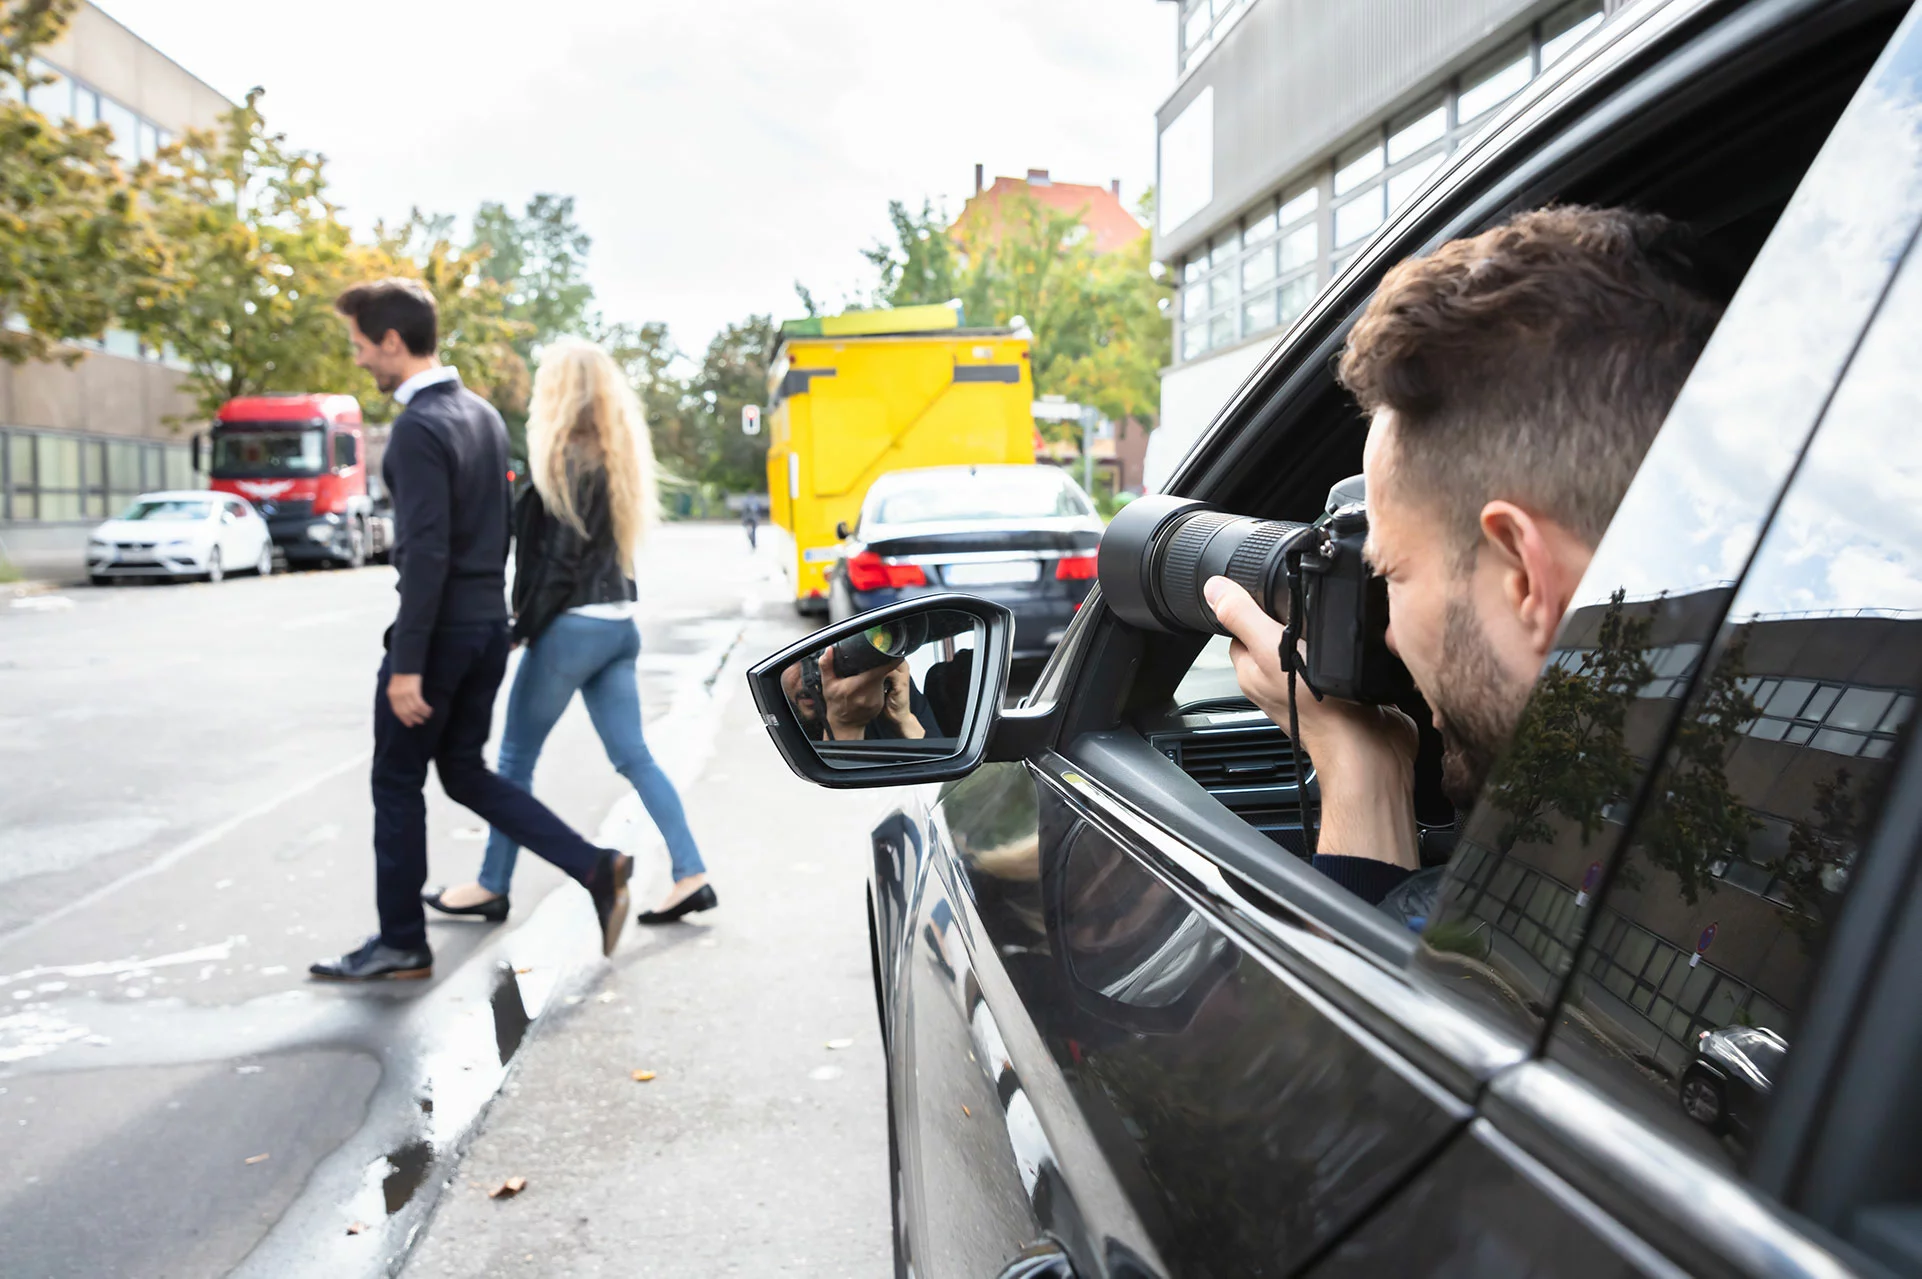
left=1334, top=188, right=1385, bottom=247
left=1542, top=2, right=1605, bottom=68
left=1459, top=42, right=1531, bottom=122
left=1334, top=139, right=1384, bottom=196
left=1388, top=103, right=1447, bottom=164
left=1278, top=185, right=1318, bottom=227
left=1387, top=153, right=1446, bottom=212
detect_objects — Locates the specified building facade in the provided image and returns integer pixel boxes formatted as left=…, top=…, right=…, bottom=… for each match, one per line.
left=1149, top=0, right=1616, bottom=490
left=1, top=3, right=229, bottom=579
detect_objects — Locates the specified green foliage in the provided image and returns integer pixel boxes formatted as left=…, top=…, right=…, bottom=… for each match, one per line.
left=137, top=89, right=360, bottom=417
left=1632, top=636, right=1761, bottom=906
left=860, top=188, right=1171, bottom=434
left=471, top=194, right=596, bottom=360
left=0, top=0, right=171, bottom=365
left=1777, top=765, right=1869, bottom=945
left=603, top=315, right=775, bottom=496
left=1483, top=592, right=1652, bottom=856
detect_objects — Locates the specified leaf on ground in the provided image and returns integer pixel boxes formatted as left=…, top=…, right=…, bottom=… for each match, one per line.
left=514, top=967, right=531, bottom=974
left=961, top=1105, right=971, bottom=1118
left=631, top=1069, right=656, bottom=1082
left=488, top=1176, right=528, bottom=1199
left=244, top=1153, right=270, bottom=1164
left=825, top=1038, right=854, bottom=1050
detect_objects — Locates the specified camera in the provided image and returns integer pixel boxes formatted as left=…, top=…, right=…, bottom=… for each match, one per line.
left=1098, top=475, right=1411, bottom=705
left=830, top=614, right=930, bottom=677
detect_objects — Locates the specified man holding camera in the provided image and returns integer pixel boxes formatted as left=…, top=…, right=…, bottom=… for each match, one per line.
left=1205, top=206, right=1723, bottom=903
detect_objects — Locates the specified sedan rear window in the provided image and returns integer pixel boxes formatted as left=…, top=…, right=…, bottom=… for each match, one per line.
left=120, top=499, right=212, bottom=522
left=871, top=471, right=1093, bottom=525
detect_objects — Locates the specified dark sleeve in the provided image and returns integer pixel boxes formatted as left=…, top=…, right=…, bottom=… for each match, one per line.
left=510, top=477, right=594, bottom=644
left=385, top=419, right=451, bottom=675
left=1310, top=855, right=1417, bottom=907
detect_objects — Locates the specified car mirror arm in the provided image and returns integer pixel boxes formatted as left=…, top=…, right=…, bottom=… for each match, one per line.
left=985, top=702, right=1056, bottom=763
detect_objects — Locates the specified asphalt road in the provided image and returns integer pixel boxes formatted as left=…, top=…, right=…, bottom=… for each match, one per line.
left=0, top=523, right=889, bottom=1277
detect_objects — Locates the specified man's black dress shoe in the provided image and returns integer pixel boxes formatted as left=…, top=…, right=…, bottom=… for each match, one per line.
left=422, top=888, right=510, bottom=921
left=637, top=883, right=718, bottom=925
left=309, top=936, right=433, bottom=981
left=588, top=850, right=633, bottom=957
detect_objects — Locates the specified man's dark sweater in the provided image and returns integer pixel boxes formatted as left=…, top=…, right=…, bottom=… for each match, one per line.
left=381, top=376, right=511, bottom=675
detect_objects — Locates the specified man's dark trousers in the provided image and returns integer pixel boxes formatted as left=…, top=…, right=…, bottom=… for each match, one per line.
left=373, top=619, right=602, bottom=950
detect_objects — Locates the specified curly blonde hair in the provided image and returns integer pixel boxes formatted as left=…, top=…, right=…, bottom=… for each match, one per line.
left=525, top=339, right=658, bottom=564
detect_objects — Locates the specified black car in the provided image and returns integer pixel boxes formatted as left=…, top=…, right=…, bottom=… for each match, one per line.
left=826, top=465, right=1104, bottom=662
left=1681, top=1026, right=1788, bottom=1144
left=752, top=1, right=1922, bottom=1275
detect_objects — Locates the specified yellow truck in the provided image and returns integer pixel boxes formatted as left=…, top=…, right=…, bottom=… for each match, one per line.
left=765, top=303, right=1037, bottom=613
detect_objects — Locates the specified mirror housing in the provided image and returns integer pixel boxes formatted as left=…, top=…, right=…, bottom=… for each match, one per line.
left=748, top=593, right=1013, bottom=789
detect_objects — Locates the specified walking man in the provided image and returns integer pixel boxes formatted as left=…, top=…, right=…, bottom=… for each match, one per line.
left=310, top=279, right=632, bottom=981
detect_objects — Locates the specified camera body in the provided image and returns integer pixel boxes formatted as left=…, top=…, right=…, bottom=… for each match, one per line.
left=1098, top=476, right=1411, bottom=705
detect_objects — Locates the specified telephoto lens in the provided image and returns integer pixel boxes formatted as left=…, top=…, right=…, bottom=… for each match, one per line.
left=831, top=615, right=929, bottom=676
left=1098, top=494, right=1312, bottom=636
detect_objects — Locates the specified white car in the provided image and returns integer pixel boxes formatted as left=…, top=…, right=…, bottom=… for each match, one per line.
left=87, top=491, right=274, bottom=585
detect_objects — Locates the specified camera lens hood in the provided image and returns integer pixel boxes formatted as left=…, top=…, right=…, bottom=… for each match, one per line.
left=1098, top=494, right=1210, bottom=632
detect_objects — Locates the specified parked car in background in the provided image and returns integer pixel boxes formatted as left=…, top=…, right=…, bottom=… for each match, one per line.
left=826, top=464, right=1103, bottom=661
left=1681, top=1025, right=1787, bottom=1144
left=86, top=492, right=273, bottom=585
left=749, top=1, right=1922, bottom=1275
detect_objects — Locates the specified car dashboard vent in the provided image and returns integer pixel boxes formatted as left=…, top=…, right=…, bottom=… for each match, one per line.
left=1160, top=725, right=1303, bottom=789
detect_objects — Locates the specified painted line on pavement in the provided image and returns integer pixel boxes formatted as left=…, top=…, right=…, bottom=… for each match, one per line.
left=0, top=750, right=373, bottom=948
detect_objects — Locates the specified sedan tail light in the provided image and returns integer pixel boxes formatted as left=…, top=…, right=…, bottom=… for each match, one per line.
left=1055, top=554, right=1098, bottom=581
left=845, top=550, right=927, bottom=591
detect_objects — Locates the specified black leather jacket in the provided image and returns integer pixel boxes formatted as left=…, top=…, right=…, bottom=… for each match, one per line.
left=510, top=467, right=637, bottom=645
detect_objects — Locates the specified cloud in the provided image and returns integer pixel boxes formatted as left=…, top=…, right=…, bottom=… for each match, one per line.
left=95, top=0, right=1174, bottom=353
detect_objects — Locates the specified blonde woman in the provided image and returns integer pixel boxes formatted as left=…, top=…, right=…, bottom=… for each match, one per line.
left=424, top=340, right=714, bottom=925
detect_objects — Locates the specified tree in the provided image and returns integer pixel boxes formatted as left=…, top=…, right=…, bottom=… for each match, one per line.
left=0, top=0, right=170, bottom=364
left=137, top=88, right=362, bottom=418
left=684, top=315, right=776, bottom=494
left=860, top=188, right=1170, bottom=435
left=471, top=194, right=596, bottom=360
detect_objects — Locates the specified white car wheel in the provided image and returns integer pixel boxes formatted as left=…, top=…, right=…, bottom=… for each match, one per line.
left=205, top=548, right=224, bottom=584
left=255, top=540, right=273, bottom=577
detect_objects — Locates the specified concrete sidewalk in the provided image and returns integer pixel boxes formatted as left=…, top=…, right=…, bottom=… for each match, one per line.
left=402, top=597, right=896, bottom=1277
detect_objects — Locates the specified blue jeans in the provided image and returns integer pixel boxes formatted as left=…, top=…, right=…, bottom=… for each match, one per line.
left=478, top=613, right=704, bottom=895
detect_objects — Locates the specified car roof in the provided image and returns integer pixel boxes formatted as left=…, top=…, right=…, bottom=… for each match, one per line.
left=128, top=491, right=222, bottom=502
left=869, top=464, right=1069, bottom=487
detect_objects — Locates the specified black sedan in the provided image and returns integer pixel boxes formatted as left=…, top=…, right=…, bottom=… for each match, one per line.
left=750, top=1, right=1922, bottom=1275
left=826, top=465, right=1103, bottom=662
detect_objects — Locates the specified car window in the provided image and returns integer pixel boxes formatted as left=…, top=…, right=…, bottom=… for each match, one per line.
left=121, top=499, right=212, bottom=522
left=870, top=470, right=1092, bottom=525
left=1410, top=31, right=1922, bottom=1042
left=1543, top=231, right=1922, bottom=1173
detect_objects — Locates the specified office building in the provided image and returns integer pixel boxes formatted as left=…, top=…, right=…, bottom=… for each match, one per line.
left=1, top=2, right=229, bottom=578
left=1150, top=0, right=1616, bottom=488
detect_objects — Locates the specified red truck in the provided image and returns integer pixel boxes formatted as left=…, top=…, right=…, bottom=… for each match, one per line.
left=195, top=393, right=393, bottom=568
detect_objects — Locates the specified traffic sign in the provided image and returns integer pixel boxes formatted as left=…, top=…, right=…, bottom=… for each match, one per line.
left=742, top=404, right=762, bottom=436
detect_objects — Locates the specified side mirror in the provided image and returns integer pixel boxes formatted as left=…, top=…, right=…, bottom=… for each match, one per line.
left=748, top=593, right=1012, bottom=789
left=835, top=520, right=851, bottom=540
left=191, top=433, right=206, bottom=475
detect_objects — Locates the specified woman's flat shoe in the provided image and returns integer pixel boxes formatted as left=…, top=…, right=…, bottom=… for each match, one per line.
left=422, top=888, right=510, bottom=922
left=636, top=884, right=717, bottom=925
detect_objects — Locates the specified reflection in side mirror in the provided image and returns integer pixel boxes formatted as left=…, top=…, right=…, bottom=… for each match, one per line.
left=748, top=594, right=1014, bottom=789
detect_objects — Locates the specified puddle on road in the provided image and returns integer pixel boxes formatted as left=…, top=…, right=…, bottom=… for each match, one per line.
left=489, top=964, right=529, bottom=1066
left=382, top=1138, right=433, bottom=1215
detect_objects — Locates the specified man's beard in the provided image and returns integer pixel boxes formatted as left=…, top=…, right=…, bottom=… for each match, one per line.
left=1428, top=597, right=1531, bottom=809
left=373, top=369, right=401, bottom=394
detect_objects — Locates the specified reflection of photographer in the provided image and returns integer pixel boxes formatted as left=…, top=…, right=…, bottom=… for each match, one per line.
left=782, top=648, right=931, bottom=741
left=1118, top=208, right=1724, bottom=906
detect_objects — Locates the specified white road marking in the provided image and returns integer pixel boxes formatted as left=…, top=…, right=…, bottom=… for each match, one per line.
left=0, top=751, right=372, bottom=947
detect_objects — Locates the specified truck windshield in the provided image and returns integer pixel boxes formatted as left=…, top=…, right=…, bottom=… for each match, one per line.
left=212, top=427, right=325, bottom=477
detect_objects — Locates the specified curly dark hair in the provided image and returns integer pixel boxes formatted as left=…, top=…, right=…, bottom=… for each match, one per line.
left=1338, top=205, right=1724, bottom=563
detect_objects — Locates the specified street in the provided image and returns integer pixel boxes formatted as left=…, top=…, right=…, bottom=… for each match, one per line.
left=0, top=524, right=892, bottom=1278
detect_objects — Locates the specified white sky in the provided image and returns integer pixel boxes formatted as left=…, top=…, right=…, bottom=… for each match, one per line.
left=95, top=0, right=1176, bottom=358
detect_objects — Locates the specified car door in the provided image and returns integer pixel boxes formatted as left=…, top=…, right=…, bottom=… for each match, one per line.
left=1310, top=8, right=1922, bottom=1272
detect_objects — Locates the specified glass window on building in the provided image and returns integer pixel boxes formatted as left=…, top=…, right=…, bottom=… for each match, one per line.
left=1278, top=275, right=1316, bottom=328
left=1334, top=136, right=1384, bottom=197
left=6, top=432, right=34, bottom=521
left=163, top=444, right=196, bottom=491
left=137, top=119, right=161, bottom=163
left=1242, top=290, right=1275, bottom=336
left=1182, top=323, right=1210, bottom=361
left=1183, top=2, right=1212, bottom=65
left=107, top=440, right=143, bottom=509
left=25, top=59, right=69, bottom=119
left=97, top=95, right=139, bottom=168
left=1334, top=186, right=1386, bottom=247
left=1459, top=39, right=1533, bottom=123
left=1542, top=1, right=1606, bottom=68
left=35, top=434, right=82, bottom=521
left=1279, top=222, right=1316, bottom=272
left=1182, top=285, right=1207, bottom=322
left=1241, top=243, right=1277, bottom=291
left=1388, top=100, right=1447, bottom=164
left=1388, top=152, right=1447, bottom=212
left=1244, top=199, right=1279, bottom=245
left=1278, top=184, right=1317, bottom=228
left=1182, top=254, right=1207, bottom=287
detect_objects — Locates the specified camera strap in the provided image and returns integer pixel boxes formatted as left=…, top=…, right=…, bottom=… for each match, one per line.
left=1278, top=552, right=1320, bottom=860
